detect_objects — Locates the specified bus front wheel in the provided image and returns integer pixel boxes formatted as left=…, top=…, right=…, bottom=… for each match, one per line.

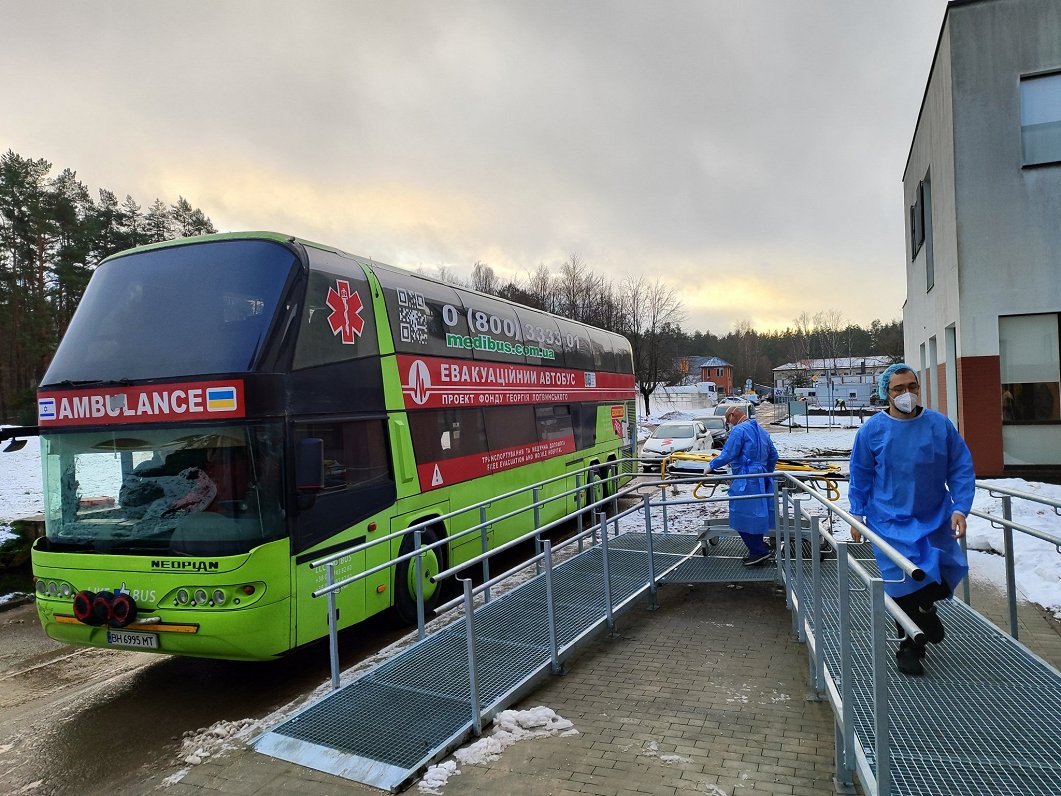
left=393, top=526, right=445, bottom=626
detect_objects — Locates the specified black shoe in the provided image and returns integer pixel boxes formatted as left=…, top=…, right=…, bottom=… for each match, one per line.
left=896, top=641, right=925, bottom=676
left=742, top=552, right=772, bottom=567
left=917, top=604, right=946, bottom=644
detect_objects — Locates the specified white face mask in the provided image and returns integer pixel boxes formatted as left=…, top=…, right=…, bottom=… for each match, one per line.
left=893, top=392, right=917, bottom=414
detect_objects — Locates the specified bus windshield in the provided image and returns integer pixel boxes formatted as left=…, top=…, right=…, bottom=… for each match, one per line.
left=40, top=422, right=286, bottom=557
left=44, top=239, right=299, bottom=383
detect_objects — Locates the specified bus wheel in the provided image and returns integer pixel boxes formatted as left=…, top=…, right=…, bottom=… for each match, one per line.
left=602, top=460, right=619, bottom=498
left=584, top=465, right=606, bottom=518
left=393, top=526, right=445, bottom=626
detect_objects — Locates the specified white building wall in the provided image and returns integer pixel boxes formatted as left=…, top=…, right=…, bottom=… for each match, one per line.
left=904, top=22, right=959, bottom=369
left=949, top=0, right=1061, bottom=358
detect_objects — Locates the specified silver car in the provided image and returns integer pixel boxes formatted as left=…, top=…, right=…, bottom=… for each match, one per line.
left=641, top=420, right=712, bottom=471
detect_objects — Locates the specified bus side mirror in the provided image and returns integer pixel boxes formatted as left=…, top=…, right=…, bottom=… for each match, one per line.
left=296, top=438, right=324, bottom=510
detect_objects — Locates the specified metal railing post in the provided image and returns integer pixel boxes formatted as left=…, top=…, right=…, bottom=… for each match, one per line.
left=414, top=529, right=426, bottom=641
left=462, top=578, right=483, bottom=736
left=1002, top=495, right=1019, bottom=640
left=598, top=511, right=615, bottom=635
left=810, top=515, right=825, bottom=695
left=661, top=481, right=670, bottom=534
left=575, top=473, right=584, bottom=552
left=793, top=503, right=806, bottom=642
left=543, top=540, right=561, bottom=674
left=326, top=562, right=340, bottom=691
left=645, top=506, right=658, bottom=610
left=958, top=527, right=971, bottom=605
left=480, top=505, right=492, bottom=604
left=835, top=543, right=856, bottom=787
left=533, top=486, right=542, bottom=575
left=781, top=489, right=794, bottom=610
left=870, top=578, right=891, bottom=795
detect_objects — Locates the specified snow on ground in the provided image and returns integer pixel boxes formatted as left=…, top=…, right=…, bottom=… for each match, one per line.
left=4, top=419, right=1060, bottom=786
left=418, top=707, right=577, bottom=794
left=0, top=428, right=44, bottom=523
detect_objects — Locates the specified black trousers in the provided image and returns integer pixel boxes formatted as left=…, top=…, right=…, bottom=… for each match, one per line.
left=894, top=580, right=952, bottom=643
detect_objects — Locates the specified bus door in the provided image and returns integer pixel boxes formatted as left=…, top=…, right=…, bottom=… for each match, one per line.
left=291, top=418, right=397, bottom=646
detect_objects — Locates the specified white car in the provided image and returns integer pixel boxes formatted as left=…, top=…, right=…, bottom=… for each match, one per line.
left=641, top=421, right=712, bottom=471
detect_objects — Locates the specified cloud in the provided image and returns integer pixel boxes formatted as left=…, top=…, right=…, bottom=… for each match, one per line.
left=0, top=0, right=945, bottom=334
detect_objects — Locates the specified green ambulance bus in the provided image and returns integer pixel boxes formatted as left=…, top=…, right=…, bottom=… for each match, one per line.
left=17, top=232, right=636, bottom=660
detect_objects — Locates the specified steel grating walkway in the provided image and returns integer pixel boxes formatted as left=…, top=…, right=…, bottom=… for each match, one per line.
left=785, top=543, right=1061, bottom=795
left=254, top=530, right=700, bottom=792
left=660, top=533, right=778, bottom=584
left=255, top=528, right=1061, bottom=795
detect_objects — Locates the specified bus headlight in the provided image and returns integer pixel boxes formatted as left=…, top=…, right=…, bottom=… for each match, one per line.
left=193, top=589, right=208, bottom=605
left=176, top=589, right=190, bottom=605
left=212, top=590, right=226, bottom=606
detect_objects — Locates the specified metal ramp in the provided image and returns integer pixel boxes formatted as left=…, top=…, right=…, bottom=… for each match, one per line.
left=661, top=531, right=778, bottom=584
left=254, top=530, right=699, bottom=792
left=785, top=543, right=1061, bottom=795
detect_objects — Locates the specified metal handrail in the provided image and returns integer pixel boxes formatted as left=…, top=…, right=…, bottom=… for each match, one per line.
left=309, top=457, right=636, bottom=571
left=304, top=456, right=1056, bottom=795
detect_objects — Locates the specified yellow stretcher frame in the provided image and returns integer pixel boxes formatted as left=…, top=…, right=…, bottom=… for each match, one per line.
left=661, top=451, right=844, bottom=502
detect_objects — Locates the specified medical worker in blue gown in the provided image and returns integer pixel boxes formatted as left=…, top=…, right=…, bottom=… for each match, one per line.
left=707, top=406, right=779, bottom=567
left=848, top=363, right=975, bottom=676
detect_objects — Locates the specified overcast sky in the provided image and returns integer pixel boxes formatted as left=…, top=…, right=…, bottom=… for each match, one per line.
left=1, top=1, right=949, bottom=334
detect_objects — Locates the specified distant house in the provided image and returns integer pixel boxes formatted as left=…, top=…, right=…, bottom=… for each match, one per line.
left=772, top=357, right=892, bottom=406
left=677, top=356, right=733, bottom=395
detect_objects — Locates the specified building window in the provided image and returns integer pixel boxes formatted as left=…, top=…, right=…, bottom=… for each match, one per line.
left=910, top=176, right=934, bottom=290
left=999, top=313, right=1060, bottom=423
left=910, top=183, right=925, bottom=260
left=1021, top=72, right=1061, bottom=166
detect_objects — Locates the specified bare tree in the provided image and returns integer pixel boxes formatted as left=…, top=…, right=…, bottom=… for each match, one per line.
left=619, top=276, right=685, bottom=414
left=733, top=320, right=764, bottom=392
left=523, top=262, right=554, bottom=312
left=470, top=260, right=499, bottom=294
left=813, top=309, right=847, bottom=373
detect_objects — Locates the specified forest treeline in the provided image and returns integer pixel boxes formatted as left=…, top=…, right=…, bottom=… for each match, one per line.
left=0, top=150, right=216, bottom=422
left=447, top=258, right=903, bottom=411
left=0, top=148, right=902, bottom=423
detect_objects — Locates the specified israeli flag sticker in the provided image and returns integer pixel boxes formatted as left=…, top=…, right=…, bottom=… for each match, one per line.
left=38, top=398, right=56, bottom=421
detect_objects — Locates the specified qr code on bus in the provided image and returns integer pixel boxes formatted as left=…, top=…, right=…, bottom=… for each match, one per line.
left=397, top=289, right=429, bottom=345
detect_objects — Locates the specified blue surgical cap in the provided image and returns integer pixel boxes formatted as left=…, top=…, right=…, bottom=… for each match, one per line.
left=878, top=362, right=917, bottom=400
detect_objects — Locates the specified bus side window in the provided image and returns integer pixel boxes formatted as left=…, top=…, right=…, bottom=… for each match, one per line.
left=293, top=419, right=396, bottom=553
left=409, top=409, right=487, bottom=462
left=570, top=403, right=598, bottom=450
left=295, top=420, right=393, bottom=491
left=534, top=405, right=574, bottom=442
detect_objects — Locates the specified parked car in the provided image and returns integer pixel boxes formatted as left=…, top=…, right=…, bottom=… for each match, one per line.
left=641, top=420, right=712, bottom=471
left=713, top=400, right=755, bottom=418
left=700, top=415, right=729, bottom=448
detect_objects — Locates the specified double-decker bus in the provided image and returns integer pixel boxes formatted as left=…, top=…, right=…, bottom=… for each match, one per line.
left=11, top=232, right=636, bottom=660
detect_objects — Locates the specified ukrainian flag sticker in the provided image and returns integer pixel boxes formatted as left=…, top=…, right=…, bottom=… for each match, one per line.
left=206, top=386, right=238, bottom=412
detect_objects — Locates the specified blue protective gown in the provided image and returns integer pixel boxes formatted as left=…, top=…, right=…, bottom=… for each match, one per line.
left=709, top=419, right=779, bottom=541
left=848, top=408, right=975, bottom=598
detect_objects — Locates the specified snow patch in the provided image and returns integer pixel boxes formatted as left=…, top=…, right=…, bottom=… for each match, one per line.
left=175, top=717, right=261, bottom=767
left=417, top=707, right=576, bottom=793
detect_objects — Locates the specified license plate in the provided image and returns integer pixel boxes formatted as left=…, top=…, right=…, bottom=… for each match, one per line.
left=106, top=629, right=159, bottom=649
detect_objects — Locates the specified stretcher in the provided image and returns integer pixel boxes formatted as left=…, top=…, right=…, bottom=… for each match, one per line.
left=660, top=451, right=844, bottom=502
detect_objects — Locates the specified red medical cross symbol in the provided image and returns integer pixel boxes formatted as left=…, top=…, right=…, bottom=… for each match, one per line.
left=325, top=280, right=365, bottom=344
